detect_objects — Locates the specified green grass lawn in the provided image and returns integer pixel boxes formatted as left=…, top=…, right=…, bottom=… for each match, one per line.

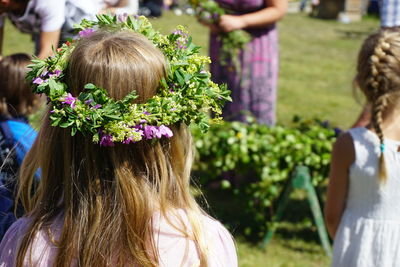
left=2, top=12, right=380, bottom=266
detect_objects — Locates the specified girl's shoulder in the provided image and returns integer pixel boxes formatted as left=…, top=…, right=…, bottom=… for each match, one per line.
left=201, top=215, right=238, bottom=266
left=0, top=217, right=32, bottom=264
left=347, top=127, right=383, bottom=146
left=201, top=214, right=235, bottom=244
left=346, top=127, right=370, bottom=141
left=156, top=209, right=234, bottom=241
left=154, top=209, right=238, bottom=267
left=332, top=131, right=355, bottom=164
left=0, top=216, right=62, bottom=266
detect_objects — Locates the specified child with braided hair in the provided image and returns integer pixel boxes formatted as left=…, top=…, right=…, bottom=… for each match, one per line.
left=325, top=30, right=400, bottom=267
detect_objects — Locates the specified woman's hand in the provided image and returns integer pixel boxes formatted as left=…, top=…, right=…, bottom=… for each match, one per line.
left=198, top=19, right=221, bottom=34
left=219, top=15, right=246, bottom=33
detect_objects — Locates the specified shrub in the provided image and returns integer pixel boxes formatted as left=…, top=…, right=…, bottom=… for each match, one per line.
left=191, top=117, right=337, bottom=239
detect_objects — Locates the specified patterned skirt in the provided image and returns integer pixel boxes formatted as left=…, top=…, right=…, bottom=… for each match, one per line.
left=210, top=25, right=279, bottom=125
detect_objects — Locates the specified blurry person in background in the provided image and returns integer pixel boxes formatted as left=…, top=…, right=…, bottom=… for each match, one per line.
left=0, top=53, right=41, bottom=242
left=105, top=0, right=138, bottom=16
left=0, top=0, right=138, bottom=59
left=206, top=0, right=287, bottom=126
left=380, top=0, right=400, bottom=29
left=139, top=0, right=163, bottom=17
left=299, top=0, right=320, bottom=14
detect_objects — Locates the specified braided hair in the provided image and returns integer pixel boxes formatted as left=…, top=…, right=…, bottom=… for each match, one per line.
left=355, top=30, right=400, bottom=183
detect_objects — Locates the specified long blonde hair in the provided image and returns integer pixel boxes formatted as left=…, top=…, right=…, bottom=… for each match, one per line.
left=355, top=30, right=400, bottom=183
left=16, top=31, right=209, bottom=267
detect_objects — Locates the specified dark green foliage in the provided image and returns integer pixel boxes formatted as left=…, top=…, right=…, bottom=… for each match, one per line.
left=191, top=117, right=336, bottom=239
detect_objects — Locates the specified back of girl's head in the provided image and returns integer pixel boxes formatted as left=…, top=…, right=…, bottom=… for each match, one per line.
left=355, top=30, right=400, bottom=182
left=0, top=53, right=39, bottom=117
left=17, top=31, right=207, bottom=267
left=67, top=30, right=165, bottom=101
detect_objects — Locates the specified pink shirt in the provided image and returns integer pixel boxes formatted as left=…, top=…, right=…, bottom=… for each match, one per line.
left=0, top=210, right=237, bottom=267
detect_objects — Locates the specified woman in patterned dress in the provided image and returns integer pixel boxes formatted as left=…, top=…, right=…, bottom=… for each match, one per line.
left=209, top=0, right=287, bottom=125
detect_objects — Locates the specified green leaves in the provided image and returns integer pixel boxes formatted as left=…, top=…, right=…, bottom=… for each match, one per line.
left=191, top=0, right=252, bottom=72
left=192, top=118, right=337, bottom=238
left=26, top=14, right=230, bottom=145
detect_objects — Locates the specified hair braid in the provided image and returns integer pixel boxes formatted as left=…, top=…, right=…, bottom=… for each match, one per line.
left=356, top=30, right=400, bottom=183
left=368, top=38, right=392, bottom=95
left=365, top=34, right=396, bottom=183
left=372, top=94, right=388, bottom=183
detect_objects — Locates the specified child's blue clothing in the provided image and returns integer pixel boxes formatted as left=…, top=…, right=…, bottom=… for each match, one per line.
left=0, top=117, right=37, bottom=241
left=332, top=127, right=400, bottom=267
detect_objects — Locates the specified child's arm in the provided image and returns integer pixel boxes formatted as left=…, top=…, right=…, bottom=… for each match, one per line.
left=324, top=133, right=355, bottom=239
left=37, top=30, right=61, bottom=59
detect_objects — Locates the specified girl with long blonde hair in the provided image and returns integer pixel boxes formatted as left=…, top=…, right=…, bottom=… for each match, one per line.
left=0, top=25, right=237, bottom=267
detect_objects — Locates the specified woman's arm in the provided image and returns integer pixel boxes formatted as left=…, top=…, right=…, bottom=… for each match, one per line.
left=34, top=0, right=66, bottom=58
left=219, top=0, right=287, bottom=32
left=324, top=133, right=354, bottom=239
left=37, top=30, right=60, bottom=59
left=103, top=0, right=138, bottom=15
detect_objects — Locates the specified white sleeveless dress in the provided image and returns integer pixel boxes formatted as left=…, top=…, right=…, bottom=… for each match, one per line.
left=332, top=127, right=400, bottom=267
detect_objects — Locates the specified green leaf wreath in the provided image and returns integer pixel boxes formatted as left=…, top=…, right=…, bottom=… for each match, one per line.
left=26, top=14, right=231, bottom=146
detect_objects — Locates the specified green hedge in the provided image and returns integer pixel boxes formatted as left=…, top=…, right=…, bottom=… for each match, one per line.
left=191, top=117, right=337, bottom=239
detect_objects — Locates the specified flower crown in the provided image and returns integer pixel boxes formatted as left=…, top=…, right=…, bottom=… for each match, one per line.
left=27, top=14, right=231, bottom=146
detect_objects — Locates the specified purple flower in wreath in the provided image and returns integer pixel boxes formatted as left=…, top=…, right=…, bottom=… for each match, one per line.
left=122, top=136, right=134, bottom=144
left=49, top=70, right=62, bottom=78
left=79, top=28, right=95, bottom=38
left=143, top=125, right=158, bottom=139
left=92, top=104, right=102, bottom=109
left=154, top=127, right=163, bottom=139
left=33, top=77, right=44, bottom=85
left=176, top=40, right=187, bottom=50
left=62, top=93, right=77, bottom=109
left=143, top=125, right=173, bottom=139
left=41, top=71, right=49, bottom=77
left=85, top=99, right=93, bottom=105
left=138, top=129, right=144, bottom=136
left=143, top=111, right=151, bottom=116
left=172, top=30, right=182, bottom=36
left=172, top=29, right=188, bottom=38
left=117, top=13, right=128, bottom=22
left=159, top=125, right=173, bottom=138
left=99, top=132, right=114, bottom=147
